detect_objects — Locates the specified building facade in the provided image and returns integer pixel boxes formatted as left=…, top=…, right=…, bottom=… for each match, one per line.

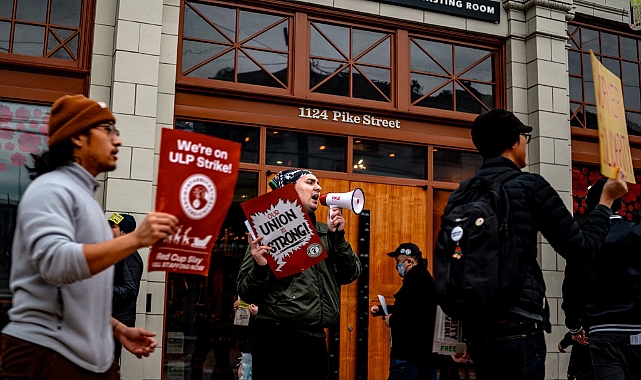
left=1, top=0, right=641, bottom=379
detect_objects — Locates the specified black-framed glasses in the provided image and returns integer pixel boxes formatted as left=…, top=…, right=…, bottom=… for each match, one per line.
left=521, top=133, right=532, bottom=144
left=95, top=124, right=120, bottom=138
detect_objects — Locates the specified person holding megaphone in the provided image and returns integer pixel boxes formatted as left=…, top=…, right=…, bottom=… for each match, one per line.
left=236, top=169, right=362, bottom=380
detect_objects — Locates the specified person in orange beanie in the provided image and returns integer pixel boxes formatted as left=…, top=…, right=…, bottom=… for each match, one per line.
left=0, top=95, right=178, bottom=379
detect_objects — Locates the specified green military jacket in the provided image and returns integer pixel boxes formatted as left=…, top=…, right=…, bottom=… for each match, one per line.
left=236, top=216, right=361, bottom=337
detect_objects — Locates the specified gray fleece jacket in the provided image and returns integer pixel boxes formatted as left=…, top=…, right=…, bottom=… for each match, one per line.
left=2, top=163, right=115, bottom=373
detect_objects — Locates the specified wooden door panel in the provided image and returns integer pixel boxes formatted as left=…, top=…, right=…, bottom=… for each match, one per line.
left=348, top=181, right=428, bottom=380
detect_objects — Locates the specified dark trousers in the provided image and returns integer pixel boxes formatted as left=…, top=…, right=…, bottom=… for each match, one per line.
left=0, top=334, right=119, bottom=380
left=252, top=320, right=327, bottom=380
left=466, top=319, right=546, bottom=380
left=589, top=332, right=641, bottom=380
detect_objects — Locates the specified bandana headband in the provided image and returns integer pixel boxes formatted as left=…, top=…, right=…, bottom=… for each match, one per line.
left=268, top=169, right=313, bottom=190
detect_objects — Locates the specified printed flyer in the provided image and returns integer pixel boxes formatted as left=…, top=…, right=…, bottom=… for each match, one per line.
left=241, top=184, right=327, bottom=278
left=149, top=129, right=241, bottom=275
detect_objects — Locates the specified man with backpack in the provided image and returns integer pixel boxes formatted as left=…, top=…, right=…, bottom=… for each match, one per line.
left=434, top=108, right=628, bottom=380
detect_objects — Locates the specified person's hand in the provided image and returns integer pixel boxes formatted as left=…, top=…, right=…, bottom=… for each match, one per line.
left=601, top=169, right=628, bottom=207
left=114, top=323, right=158, bottom=359
left=249, top=304, right=258, bottom=316
left=370, top=306, right=379, bottom=315
left=452, top=348, right=470, bottom=363
left=134, top=212, right=178, bottom=247
left=233, top=300, right=239, bottom=311
left=249, top=235, right=271, bottom=266
left=382, top=314, right=391, bottom=327
left=327, top=207, right=345, bottom=232
left=558, top=341, right=566, bottom=353
left=572, top=330, right=589, bottom=345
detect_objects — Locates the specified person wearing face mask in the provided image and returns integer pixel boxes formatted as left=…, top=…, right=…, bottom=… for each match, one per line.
left=371, top=243, right=438, bottom=380
left=236, top=169, right=362, bottom=380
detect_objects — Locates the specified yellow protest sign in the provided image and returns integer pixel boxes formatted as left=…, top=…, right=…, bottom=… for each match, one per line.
left=590, top=51, right=635, bottom=183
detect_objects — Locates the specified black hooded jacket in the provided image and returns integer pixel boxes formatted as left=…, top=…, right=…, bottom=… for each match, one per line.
left=112, top=251, right=143, bottom=327
left=449, top=157, right=612, bottom=329
left=563, top=215, right=641, bottom=333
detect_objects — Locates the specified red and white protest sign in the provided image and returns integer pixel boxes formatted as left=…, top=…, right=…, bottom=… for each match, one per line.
left=149, top=129, right=240, bottom=276
left=242, top=184, right=327, bottom=278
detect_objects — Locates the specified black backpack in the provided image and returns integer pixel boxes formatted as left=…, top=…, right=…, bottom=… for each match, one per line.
left=434, top=170, right=525, bottom=323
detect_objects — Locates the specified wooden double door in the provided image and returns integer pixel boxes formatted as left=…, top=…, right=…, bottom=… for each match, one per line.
left=315, top=177, right=430, bottom=380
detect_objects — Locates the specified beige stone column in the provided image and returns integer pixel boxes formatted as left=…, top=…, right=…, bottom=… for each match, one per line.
left=89, top=0, right=179, bottom=378
left=503, top=0, right=574, bottom=378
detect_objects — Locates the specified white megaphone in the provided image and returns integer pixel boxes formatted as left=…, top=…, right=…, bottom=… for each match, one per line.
left=319, top=188, right=365, bottom=214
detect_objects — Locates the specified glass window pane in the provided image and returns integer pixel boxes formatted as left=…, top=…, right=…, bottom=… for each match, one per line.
left=0, top=101, right=50, bottom=329
left=354, top=65, right=389, bottom=101
left=237, top=50, right=282, bottom=88
left=415, top=80, right=453, bottom=110
left=585, top=104, right=597, bottom=130
left=457, top=81, right=493, bottom=113
left=353, top=140, right=426, bottom=179
left=162, top=171, right=258, bottom=380
left=570, top=76, right=583, bottom=102
left=581, top=28, right=599, bottom=52
left=352, top=28, right=385, bottom=58
left=0, top=1, right=12, bottom=18
left=182, top=41, right=228, bottom=73
left=12, top=23, right=44, bottom=56
left=358, top=37, right=389, bottom=66
left=310, top=59, right=345, bottom=89
left=244, top=19, right=289, bottom=52
left=183, top=5, right=229, bottom=43
left=189, top=50, right=235, bottom=81
left=0, top=21, right=9, bottom=53
left=314, top=22, right=349, bottom=58
left=455, top=46, right=488, bottom=75
left=266, top=130, right=346, bottom=172
left=239, top=10, right=283, bottom=43
left=433, top=149, right=482, bottom=182
left=601, top=32, right=618, bottom=57
left=16, top=0, right=46, bottom=23
left=433, top=189, right=452, bottom=248
left=602, top=57, right=619, bottom=77
left=176, top=121, right=259, bottom=164
left=50, top=0, right=81, bottom=27
left=241, top=48, right=287, bottom=87
left=628, top=112, right=641, bottom=135
left=622, top=61, right=640, bottom=110
left=50, top=44, right=71, bottom=60
left=313, top=67, right=349, bottom=97
left=568, top=50, right=581, bottom=75
left=583, top=53, right=594, bottom=104
left=190, top=2, right=236, bottom=42
left=410, top=73, right=449, bottom=103
left=413, top=38, right=452, bottom=74
left=411, top=41, right=448, bottom=75
left=621, top=37, right=637, bottom=61
left=460, top=56, right=493, bottom=82
left=310, top=26, right=344, bottom=59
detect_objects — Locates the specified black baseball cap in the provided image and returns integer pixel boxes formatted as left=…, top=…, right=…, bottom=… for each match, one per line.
left=471, top=109, right=533, bottom=159
left=387, top=242, right=422, bottom=258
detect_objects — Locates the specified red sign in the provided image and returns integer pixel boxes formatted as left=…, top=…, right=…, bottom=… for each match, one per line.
left=149, top=129, right=241, bottom=276
left=241, top=184, right=327, bottom=278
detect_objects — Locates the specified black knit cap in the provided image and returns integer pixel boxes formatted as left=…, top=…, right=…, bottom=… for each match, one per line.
left=108, top=213, right=136, bottom=233
left=471, top=109, right=533, bottom=159
left=586, top=178, right=622, bottom=213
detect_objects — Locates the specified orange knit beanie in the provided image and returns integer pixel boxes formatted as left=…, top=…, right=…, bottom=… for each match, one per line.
left=48, top=95, right=116, bottom=147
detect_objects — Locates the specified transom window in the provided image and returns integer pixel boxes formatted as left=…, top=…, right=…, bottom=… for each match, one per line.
left=410, top=37, right=496, bottom=114
left=0, top=0, right=83, bottom=61
left=309, top=21, right=392, bottom=103
left=180, top=1, right=291, bottom=89
left=568, top=24, right=641, bottom=135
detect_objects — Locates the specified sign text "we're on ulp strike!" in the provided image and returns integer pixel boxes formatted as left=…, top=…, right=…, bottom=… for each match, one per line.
left=169, top=139, right=234, bottom=174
